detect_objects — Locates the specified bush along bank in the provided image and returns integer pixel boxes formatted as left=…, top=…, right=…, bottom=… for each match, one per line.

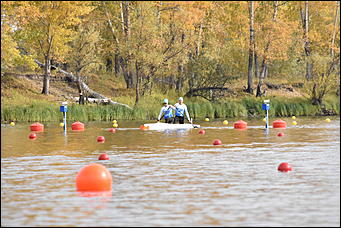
left=187, top=96, right=339, bottom=119
left=1, top=96, right=339, bottom=122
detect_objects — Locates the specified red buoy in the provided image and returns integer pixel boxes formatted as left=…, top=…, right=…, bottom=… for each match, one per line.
left=213, top=139, right=222, bottom=145
left=108, top=128, right=116, bottom=133
left=29, top=133, right=37, bottom=140
left=273, top=119, right=286, bottom=129
left=72, top=121, right=84, bottom=131
left=198, top=129, right=205, bottom=135
left=97, top=136, right=105, bottom=143
left=277, top=132, right=284, bottom=137
left=76, top=163, right=112, bottom=192
left=30, top=122, right=44, bottom=132
left=98, top=153, right=109, bottom=160
left=277, top=162, right=292, bottom=172
left=234, top=120, right=247, bottom=129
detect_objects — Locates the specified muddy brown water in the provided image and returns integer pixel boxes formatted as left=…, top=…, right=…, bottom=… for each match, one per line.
left=1, top=117, right=340, bottom=226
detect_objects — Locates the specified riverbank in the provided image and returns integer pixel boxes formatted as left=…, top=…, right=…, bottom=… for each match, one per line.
left=1, top=95, right=339, bottom=122
left=1, top=71, right=339, bottom=123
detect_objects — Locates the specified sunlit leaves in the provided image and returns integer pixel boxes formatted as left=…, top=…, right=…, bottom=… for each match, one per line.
left=13, top=1, right=93, bottom=62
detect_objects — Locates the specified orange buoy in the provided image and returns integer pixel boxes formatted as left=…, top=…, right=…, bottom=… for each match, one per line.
left=198, top=129, right=206, bottom=135
left=273, top=119, right=286, bottom=129
left=98, top=153, right=109, bottom=160
left=213, top=139, right=222, bottom=145
left=29, top=133, right=37, bottom=140
left=72, top=121, right=84, bottom=131
left=97, top=136, right=105, bottom=143
left=76, top=163, right=112, bottom=192
left=234, top=120, right=247, bottom=130
left=277, top=162, right=292, bottom=172
left=139, top=125, right=149, bottom=130
left=108, top=128, right=116, bottom=133
left=30, top=122, right=44, bottom=132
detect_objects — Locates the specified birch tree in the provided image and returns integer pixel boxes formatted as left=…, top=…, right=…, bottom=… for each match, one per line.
left=246, top=1, right=255, bottom=94
left=14, top=1, right=93, bottom=95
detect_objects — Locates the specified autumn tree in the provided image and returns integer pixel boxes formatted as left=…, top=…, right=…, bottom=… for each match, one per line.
left=1, top=1, right=36, bottom=71
left=304, top=1, right=340, bottom=105
left=67, top=6, right=102, bottom=104
left=198, top=2, right=249, bottom=94
left=14, top=1, right=93, bottom=95
left=254, top=1, right=299, bottom=97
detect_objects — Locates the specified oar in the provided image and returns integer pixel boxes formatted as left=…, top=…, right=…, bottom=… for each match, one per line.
left=190, top=118, right=199, bottom=128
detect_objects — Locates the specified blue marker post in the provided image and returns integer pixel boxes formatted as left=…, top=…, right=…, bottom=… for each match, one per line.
left=262, top=100, right=270, bottom=134
left=60, top=102, right=68, bottom=134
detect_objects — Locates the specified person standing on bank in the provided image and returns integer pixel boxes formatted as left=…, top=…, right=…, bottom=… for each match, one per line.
left=173, top=97, right=192, bottom=124
left=157, top=98, right=175, bottom=123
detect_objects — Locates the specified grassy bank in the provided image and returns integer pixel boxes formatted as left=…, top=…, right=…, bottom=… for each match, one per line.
left=2, top=96, right=339, bottom=123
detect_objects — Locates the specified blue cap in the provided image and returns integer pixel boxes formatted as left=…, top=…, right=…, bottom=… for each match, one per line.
left=163, top=98, right=168, bottom=104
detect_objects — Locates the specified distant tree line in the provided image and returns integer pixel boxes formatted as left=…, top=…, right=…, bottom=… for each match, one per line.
left=1, top=1, right=339, bottom=105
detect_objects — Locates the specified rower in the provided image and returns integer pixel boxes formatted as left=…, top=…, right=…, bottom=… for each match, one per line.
left=173, top=97, right=192, bottom=124
left=157, top=98, right=175, bottom=123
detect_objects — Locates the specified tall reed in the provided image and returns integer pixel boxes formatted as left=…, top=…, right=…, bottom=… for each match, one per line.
left=1, top=96, right=339, bottom=122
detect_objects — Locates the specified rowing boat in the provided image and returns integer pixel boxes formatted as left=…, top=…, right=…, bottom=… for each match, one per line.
left=141, top=122, right=200, bottom=130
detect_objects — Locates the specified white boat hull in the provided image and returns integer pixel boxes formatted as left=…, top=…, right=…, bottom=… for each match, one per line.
left=142, top=122, right=200, bottom=130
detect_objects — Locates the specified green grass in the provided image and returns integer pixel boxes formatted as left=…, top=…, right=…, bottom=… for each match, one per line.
left=2, top=95, right=339, bottom=122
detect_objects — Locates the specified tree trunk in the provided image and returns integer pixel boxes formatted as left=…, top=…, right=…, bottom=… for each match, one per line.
left=330, top=1, right=340, bottom=58
left=114, top=53, right=120, bottom=76
left=176, top=65, right=184, bottom=92
left=34, top=59, right=132, bottom=109
left=311, top=83, right=322, bottom=105
left=123, top=70, right=134, bottom=89
left=196, top=23, right=203, bottom=56
left=255, top=1, right=278, bottom=97
left=106, top=58, right=112, bottom=72
left=120, top=1, right=133, bottom=89
left=156, top=2, right=162, bottom=26
left=254, top=52, right=260, bottom=79
left=135, top=61, right=140, bottom=105
left=246, top=1, right=255, bottom=94
left=76, top=72, right=84, bottom=105
left=306, top=61, right=313, bottom=80
left=120, top=57, right=134, bottom=89
left=256, top=62, right=267, bottom=97
left=121, top=1, right=130, bottom=38
left=188, top=72, right=195, bottom=91
left=301, top=1, right=312, bottom=80
left=177, top=30, right=185, bottom=93
left=42, top=55, right=51, bottom=95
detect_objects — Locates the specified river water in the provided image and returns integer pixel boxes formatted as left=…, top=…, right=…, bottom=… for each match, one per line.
left=1, top=117, right=340, bottom=227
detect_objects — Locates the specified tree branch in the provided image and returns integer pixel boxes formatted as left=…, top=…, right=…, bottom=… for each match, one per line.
left=34, top=59, right=132, bottom=110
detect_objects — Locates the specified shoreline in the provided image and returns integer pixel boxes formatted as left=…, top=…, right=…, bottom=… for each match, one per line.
left=2, top=96, right=339, bottom=122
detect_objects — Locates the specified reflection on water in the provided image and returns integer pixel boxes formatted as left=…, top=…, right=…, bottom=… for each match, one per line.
left=1, top=117, right=340, bottom=226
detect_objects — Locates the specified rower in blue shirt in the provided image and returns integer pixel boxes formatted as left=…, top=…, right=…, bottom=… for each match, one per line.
left=157, top=99, right=175, bottom=123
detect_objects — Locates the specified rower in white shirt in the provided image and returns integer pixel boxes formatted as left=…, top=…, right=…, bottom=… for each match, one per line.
left=173, top=97, right=192, bottom=124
